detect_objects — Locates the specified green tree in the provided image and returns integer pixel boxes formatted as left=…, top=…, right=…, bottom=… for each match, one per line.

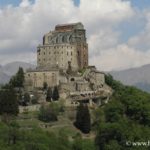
left=104, top=99, right=124, bottom=122
left=95, top=75, right=150, bottom=150
left=0, top=88, right=19, bottom=116
left=8, top=121, right=20, bottom=145
left=38, top=105, right=57, bottom=122
left=9, top=67, right=24, bottom=88
left=72, top=134, right=83, bottom=150
left=52, top=86, right=59, bottom=101
left=75, top=103, right=91, bottom=134
left=24, top=92, right=30, bottom=104
left=46, top=87, right=52, bottom=102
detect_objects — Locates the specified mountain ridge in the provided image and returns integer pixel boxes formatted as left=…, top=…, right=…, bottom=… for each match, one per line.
left=0, top=61, right=35, bottom=84
left=110, top=64, right=150, bottom=92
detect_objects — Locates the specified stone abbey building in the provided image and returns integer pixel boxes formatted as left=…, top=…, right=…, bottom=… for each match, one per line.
left=38, top=22, right=88, bottom=70
left=25, top=22, right=111, bottom=106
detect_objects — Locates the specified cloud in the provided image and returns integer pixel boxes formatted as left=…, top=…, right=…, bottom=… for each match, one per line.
left=90, top=44, right=150, bottom=71
left=1, top=0, right=146, bottom=72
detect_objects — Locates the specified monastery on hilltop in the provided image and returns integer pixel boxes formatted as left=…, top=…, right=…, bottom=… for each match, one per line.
left=25, top=22, right=112, bottom=106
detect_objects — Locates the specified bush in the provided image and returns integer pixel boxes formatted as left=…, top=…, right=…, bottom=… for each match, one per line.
left=38, top=105, right=57, bottom=122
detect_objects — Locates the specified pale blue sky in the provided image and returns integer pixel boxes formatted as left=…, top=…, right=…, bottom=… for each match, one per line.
left=1, top=0, right=150, bottom=8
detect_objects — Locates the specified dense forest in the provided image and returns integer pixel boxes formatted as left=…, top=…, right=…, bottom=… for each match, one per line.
left=95, top=74, right=150, bottom=150
left=0, top=72, right=150, bottom=149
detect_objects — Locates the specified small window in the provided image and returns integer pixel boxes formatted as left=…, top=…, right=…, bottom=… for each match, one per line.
left=70, top=78, right=75, bottom=81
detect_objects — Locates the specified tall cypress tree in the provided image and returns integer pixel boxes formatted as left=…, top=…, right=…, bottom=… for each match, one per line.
left=75, top=103, right=91, bottom=134
left=52, top=86, right=59, bottom=101
left=82, top=104, right=91, bottom=133
left=9, top=67, right=24, bottom=88
left=46, top=87, right=52, bottom=102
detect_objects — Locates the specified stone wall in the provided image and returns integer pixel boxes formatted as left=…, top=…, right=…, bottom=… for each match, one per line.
left=25, top=70, right=59, bottom=90
left=19, top=104, right=41, bottom=113
left=37, top=44, right=78, bottom=71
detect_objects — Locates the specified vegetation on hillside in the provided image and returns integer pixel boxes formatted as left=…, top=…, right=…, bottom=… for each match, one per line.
left=1, top=67, right=150, bottom=149
left=95, top=74, right=150, bottom=150
left=9, top=67, right=24, bottom=88
left=0, top=87, right=19, bottom=117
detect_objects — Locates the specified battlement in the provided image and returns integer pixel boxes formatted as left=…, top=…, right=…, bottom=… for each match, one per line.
left=55, top=22, right=84, bottom=32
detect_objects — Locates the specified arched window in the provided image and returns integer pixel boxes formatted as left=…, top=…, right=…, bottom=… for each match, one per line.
left=70, top=78, right=75, bottom=82
left=62, top=36, right=65, bottom=43
left=56, top=37, right=59, bottom=43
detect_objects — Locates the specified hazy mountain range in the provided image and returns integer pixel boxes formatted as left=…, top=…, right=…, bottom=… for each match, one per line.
left=0, top=61, right=150, bottom=92
left=0, top=61, right=35, bottom=84
left=110, top=64, right=150, bottom=92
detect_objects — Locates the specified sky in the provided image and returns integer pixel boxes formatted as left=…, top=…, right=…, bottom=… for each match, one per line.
left=0, top=0, right=150, bottom=71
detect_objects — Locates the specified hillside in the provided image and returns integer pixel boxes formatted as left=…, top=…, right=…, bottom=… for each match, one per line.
left=110, top=64, right=150, bottom=92
left=94, top=74, right=150, bottom=149
left=0, top=73, right=150, bottom=149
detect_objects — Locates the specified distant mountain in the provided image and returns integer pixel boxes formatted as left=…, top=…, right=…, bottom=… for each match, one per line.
left=0, top=61, right=35, bottom=84
left=110, top=64, right=150, bottom=92
left=0, top=71, right=10, bottom=84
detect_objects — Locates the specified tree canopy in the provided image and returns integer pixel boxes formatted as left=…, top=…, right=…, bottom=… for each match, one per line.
left=9, top=67, right=24, bottom=88
left=0, top=88, right=19, bottom=116
left=95, top=74, right=150, bottom=150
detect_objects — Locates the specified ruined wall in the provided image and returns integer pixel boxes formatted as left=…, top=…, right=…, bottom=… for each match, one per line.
left=25, top=70, right=59, bottom=90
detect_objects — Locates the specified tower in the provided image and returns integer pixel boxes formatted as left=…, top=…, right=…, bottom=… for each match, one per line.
left=37, top=22, right=88, bottom=71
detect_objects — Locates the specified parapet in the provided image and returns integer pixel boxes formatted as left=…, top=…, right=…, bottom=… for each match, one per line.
left=55, top=22, right=84, bottom=32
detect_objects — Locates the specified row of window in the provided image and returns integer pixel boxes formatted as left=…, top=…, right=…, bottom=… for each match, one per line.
left=38, top=51, right=73, bottom=56
left=38, top=57, right=73, bottom=62
left=28, top=73, right=56, bottom=77
left=42, top=46, right=73, bottom=50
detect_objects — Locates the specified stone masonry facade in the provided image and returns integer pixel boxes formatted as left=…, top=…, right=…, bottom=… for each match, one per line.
left=37, top=22, right=88, bottom=71
left=25, top=22, right=112, bottom=106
